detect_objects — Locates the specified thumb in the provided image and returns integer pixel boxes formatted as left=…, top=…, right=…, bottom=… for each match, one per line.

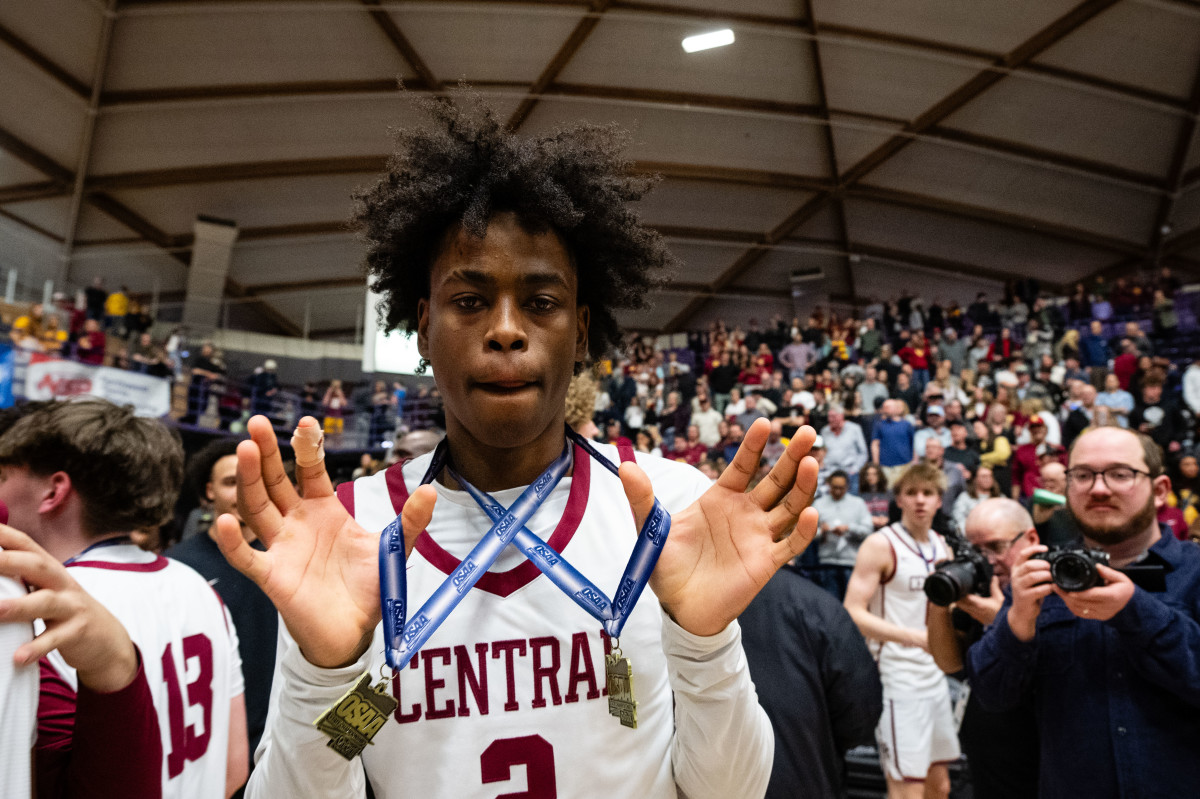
left=618, top=461, right=655, bottom=534
left=400, top=485, right=438, bottom=558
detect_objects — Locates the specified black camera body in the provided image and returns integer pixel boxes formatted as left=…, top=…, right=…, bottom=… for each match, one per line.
left=1032, top=545, right=1110, bottom=592
left=924, top=532, right=994, bottom=607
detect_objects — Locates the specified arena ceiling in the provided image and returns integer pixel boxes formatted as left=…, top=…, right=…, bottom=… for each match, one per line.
left=1, top=0, right=1199, bottom=340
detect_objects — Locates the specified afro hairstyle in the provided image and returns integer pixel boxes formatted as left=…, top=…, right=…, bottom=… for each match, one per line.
left=354, top=90, right=674, bottom=363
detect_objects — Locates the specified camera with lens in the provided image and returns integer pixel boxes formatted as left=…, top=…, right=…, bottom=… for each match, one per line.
left=924, top=530, right=994, bottom=607
left=1031, top=545, right=1110, bottom=591
left=1032, top=508, right=1111, bottom=592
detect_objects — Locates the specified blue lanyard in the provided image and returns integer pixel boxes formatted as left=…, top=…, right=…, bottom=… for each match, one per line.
left=378, top=428, right=671, bottom=671
left=65, top=536, right=133, bottom=565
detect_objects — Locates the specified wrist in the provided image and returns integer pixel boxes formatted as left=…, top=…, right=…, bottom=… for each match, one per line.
left=1006, top=607, right=1037, bottom=642
left=77, top=642, right=139, bottom=694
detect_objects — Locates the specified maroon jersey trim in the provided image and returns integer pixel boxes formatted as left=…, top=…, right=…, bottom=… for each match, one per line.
left=67, top=556, right=169, bottom=573
left=389, top=443, right=592, bottom=598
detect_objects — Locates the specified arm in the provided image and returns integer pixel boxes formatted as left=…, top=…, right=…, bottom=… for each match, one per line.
left=226, top=694, right=249, bottom=798
left=870, top=435, right=880, bottom=464
left=842, top=534, right=926, bottom=650
left=666, top=616, right=773, bottom=799
left=926, top=604, right=965, bottom=674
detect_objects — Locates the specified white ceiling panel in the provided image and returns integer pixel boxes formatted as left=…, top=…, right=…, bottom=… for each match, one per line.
left=866, top=139, right=1158, bottom=244
left=614, top=292, right=692, bottom=330
left=850, top=258, right=1002, bottom=306
left=255, top=288, right=366, bottom=332
left=686, top=296, right=796, bottom=330
left=109, top=173, right=373, bottom=237
left=638, top=180, right=810, bottom=233
left=2, top=197, right=69, bottom=240
left=560, top=15, right=818, bottom=105
left=391, top=4, right=586, bottom=84
left=628, top=0, right=803, bottom=17
left=0, top=215, right=61, bottom=292
left=664, top=240, right=743, bottom=285
left=66, top=247, right=189, bottom=295
left=812, top=0, right=1081, bottom=55
left=845, top=199, right=1110, bottom=283
left=1169, top=188, right=1200, bottom=241
left=106, top=7, right=412, bottom=90
left=0, top=0, right=104, bottom=87
left=1035, top=1, right=1200, bottom=100
left=229, top=237, right=364, bottom=287
left=522, top=98, right=828, bottom=175
left=0, top=48, right=85, bottom=170
left=819, top=38, right=986, bottom=122
left=943, top=78, right=1181, bottom=178
left=0, top=149, right=50, bottom=186
left=829, top=117, right=903, bottom=172
left=75, top=206, right=147, bottom=243
left=788, top=204, right=844, bottom=243
left=731, top=249, right=847, bottom=293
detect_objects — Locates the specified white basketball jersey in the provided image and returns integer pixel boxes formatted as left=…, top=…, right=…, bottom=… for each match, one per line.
left=868, top=523, right=950, bottom=698
left=338, top=442, right=712, bottom=799
left=47, top=543, right=244, bottom=799
left=0, top=570, right=36, bottom=799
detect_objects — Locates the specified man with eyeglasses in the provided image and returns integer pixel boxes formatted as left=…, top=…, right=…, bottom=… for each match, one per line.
left=966, top=426, right=1200, bottom=798
left=927, top=499, right=1041, bottom=799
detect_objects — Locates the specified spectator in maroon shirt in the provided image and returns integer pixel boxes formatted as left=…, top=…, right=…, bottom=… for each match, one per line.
left=1011, top=414, right=1067, bottom=499
left=1112, top=338, right=1139, bottom=390
left=75, top=319, right=106, bottom=365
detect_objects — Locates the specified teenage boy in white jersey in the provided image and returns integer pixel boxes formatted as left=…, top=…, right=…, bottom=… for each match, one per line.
left=843, top=463, right=957, bottom=799
left=216, top=96, right=821, bottom=799
left=0, top=399, right=248, bottom=799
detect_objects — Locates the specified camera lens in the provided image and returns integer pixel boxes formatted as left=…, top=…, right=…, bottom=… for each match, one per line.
left=924, top=561, right=977, bottom=606
left=1051, top=552, right=1100, bottom=592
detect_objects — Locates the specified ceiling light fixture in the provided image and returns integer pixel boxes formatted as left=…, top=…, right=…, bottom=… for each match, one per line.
left=682, top=29, right=735, bottom=53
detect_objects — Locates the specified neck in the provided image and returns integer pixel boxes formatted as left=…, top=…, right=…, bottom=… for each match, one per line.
left=58, top=531, right=129, bottom=563
left=1086, top=523, right=1162, bottom=568
left=901, top=516, right=932, bottom=541
left=444, top=417, right=568, bottom=493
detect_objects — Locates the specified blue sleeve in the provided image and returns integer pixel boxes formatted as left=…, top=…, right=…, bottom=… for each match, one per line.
left=964, top=601, right=1038, bottom=713
left=872, top=424, right=882, bottom=443
left=1105, top=587, right=1200, bottom=710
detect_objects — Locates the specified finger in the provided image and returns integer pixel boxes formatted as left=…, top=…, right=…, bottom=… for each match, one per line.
left=616, top=461, right=656, bottom=533
left=248, top=415, right=301, bottom=514
left=399, top=485, right=437, bottom=559
left=1095, top=564, right=1128, bottom=584
left=0, top=547, right=66, bottom=592
left=771, top=506, right=819, bottom=567
left=766, top=455, right=820, bottom=537
left=0, top=587, right=68, bottom=624
left=1014, top=544, right=1048, bottom=566
left=290, top=416, right=334, bottom=500
left=235, top=438, right=285, bottom=546
left=716, top=418, right=771, bottom=494
left=751, top=425, right=816, bottom=509
left=214, top=513, right=273, bottom=588
left=14, top=621, right=82, bottom=667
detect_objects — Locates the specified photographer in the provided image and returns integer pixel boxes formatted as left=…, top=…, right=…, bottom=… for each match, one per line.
left=966, top=427, right=1200, bottom=797
left=926, top=499, right=1040, bottom=799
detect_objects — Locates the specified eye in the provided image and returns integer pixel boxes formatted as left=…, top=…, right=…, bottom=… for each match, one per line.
left=529, top=296, right=559, bottom=312
left=452, top=295, right=483, bottom=311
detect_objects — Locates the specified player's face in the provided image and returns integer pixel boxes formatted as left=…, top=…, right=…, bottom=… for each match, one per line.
left=0, top=464, right=50, bottom=541
left=417, top=213, right=589, bottom=452
left=206, top=455, right=241, bottom=523
left=896, top=485, right=940, bottom=526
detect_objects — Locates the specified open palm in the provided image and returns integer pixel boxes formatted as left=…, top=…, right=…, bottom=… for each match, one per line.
left=623, top=420, right=820, bottom=637
left=215, top=416, right=428, bottom=668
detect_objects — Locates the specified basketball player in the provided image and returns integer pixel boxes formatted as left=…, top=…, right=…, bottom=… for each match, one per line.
left=0, top=399, right=249, bottom=798
left=843, top=463, right=958, bottom=799
left=216, top=97, right=820, bottom=798
left=0, top=520, right=162, bottom=798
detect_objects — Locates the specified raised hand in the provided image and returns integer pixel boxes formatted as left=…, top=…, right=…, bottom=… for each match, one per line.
left=0, top=525, right=138, bottom=692
left=622, top=419, right=820, bottom=637
left=214, top=416, right=427, bottom=669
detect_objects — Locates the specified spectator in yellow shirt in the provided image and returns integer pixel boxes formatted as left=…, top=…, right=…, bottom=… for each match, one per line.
left=104, top=285, right=129, bottom=334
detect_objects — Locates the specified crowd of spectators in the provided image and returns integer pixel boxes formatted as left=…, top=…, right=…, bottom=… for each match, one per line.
left=578, top=268, right=1200, bottom=589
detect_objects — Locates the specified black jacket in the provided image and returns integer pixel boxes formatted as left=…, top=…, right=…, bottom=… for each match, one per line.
left=739, top=567, right=882, bottom=799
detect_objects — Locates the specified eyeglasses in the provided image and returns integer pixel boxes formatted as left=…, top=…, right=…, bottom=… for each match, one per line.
left=977, top=529, right=1025, bottom=557
left=1065, top=466, right=1153, bottom=491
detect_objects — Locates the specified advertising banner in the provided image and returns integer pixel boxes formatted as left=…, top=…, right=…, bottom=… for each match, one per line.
left=25, top=354, right=171, bottom=417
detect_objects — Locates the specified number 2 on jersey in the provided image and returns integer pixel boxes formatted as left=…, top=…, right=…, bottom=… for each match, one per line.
left=161, top=634, right=215, bottom=778
left=481, top=735, right=556, bottom=798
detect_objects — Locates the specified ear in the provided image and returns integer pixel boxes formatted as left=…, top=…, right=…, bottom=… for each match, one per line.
left=40, top=472, right=73, bottom=516
left=1024, top=527, right=1040, bottom=547
left=575, top=304, right=590, bottom=364
left=1152, top=474, right=1171, bottom=509
left=416, top=297, right=430, bottom=359
left=205, top=480, right=216, bottom=504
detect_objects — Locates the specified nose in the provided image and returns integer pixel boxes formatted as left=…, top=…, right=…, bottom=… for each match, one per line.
left=486, top=297, right=526, bottom=353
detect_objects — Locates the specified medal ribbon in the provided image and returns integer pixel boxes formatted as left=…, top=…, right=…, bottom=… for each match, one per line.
left=378, top=428, right=671, bottom=671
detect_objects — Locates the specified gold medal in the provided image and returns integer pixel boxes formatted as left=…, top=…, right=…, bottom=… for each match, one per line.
left=605, top=642, right=637, bottom=729
left=314, top=670, right=399, bottom=760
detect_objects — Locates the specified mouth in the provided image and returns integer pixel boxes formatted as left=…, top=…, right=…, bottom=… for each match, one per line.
left=475, top=379, right=538, bottom=394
